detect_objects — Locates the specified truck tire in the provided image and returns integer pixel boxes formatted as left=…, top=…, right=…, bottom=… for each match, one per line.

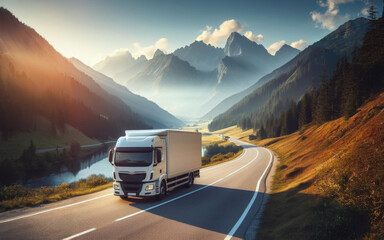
left=157, top=181, right=166, bottom=200
left=185, top=173, right=194, bottom=188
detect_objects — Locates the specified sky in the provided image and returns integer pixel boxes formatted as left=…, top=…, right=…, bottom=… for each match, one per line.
left=0, top=0, right=382, bottom=66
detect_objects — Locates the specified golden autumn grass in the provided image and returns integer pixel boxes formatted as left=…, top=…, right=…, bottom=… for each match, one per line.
left=213, top=125, right=254, bottom=139
left=0, top=175, right=112, bottom=213
left=242, top=93, right=384, bottom=239
left=201, top=134, right=225, bottom=146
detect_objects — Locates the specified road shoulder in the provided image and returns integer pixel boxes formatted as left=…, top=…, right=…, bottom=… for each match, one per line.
left=245, top=149, right=279, bottom=240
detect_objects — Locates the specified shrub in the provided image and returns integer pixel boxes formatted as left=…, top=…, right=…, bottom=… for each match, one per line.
left=202, top=157, right=210, bottom=165
left=0, top=185, right=30, bottom=201
left=85, top=175, right=109, bottom=188
left=205, top=144, right=242, bottom=158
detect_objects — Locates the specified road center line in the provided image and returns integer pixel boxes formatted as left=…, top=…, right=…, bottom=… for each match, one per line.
left=224, top=148, right=273, bottom=240
left=62, top=228, right=96, bottom=240
left=115, top=148, right=259, bottom=222
left=0, top=193, right=113, bottom=224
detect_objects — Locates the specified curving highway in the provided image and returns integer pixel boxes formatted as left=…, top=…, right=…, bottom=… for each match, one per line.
left=0, top=138, right=273, bottom=240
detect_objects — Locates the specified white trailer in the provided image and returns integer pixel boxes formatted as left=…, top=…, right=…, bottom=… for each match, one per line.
left=109, top=129, right=201, bottom=200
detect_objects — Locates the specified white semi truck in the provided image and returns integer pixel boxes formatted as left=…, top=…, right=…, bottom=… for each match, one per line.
left=108, top=129, right=201, bottom=200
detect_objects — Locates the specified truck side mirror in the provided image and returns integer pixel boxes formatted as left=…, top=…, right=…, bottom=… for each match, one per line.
left=108, top=149, right=114, bottom=165
left=156, top=149, right=162, bottom=163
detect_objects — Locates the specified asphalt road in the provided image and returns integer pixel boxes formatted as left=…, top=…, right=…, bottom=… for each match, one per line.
left=0, top=138, right=273, bottom=240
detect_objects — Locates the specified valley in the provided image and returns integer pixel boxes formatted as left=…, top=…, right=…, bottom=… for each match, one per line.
left=0, top=1, right=383, bottom=239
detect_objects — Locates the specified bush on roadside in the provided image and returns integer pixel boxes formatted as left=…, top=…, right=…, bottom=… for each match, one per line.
left=202, top=157, right=211, bottom=165
left=0, top=185, right=30, bottom=201
left=205, top=144, right=242, bottom=158
left=85, top=175, right=109, bottom=188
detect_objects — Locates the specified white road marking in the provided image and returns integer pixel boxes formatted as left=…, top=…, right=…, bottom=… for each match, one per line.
left=0, top=193, right=113, bottom=224
left=224, top=148, right=273, bottom=240
left=115, top=149, right=260, bottom=222
left=62, top=228, right=96, bottom=240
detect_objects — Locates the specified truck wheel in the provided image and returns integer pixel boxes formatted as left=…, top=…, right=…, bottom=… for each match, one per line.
left=186, top=173, right=194, bottom=188
left=157, top=181, right=166, bottom=200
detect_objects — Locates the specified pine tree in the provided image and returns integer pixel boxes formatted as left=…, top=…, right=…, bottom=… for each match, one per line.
left=368, top=4, right=378, bottom=20
left=259, top=125, right=267, bottom=140
left=314, top=65, right=332, bottom=123
left=298, top=93, right=313, bottom=128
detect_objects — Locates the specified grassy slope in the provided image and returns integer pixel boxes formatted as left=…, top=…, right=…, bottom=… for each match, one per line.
left=245, top=93, right=384, bottom=239
left=213, top=125, right=254, bottom=139
left=0, top=116, right=99, bottom=159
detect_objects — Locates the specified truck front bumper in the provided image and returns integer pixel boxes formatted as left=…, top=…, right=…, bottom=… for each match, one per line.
left=113, top=181, right=159, bottom=197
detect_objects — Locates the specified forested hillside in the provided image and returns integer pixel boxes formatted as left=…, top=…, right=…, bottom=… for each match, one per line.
left=241, top=16, right=384, bottom=139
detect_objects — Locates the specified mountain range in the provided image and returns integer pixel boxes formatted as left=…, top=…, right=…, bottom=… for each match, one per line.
left=94, top=33, right=300, bottom=118
left=208, top=17, right=370, bottom=131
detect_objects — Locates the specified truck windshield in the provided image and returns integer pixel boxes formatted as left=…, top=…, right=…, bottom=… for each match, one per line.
left=115, top=151, right=153, bottom=167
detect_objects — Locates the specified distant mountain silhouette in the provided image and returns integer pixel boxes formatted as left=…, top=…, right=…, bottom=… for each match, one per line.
left=274, top=44, right=301, bottom=66
left=70, top=57, right=183, bottom=128
left=173, top=41, right=224, bottom=71
left=153, top=49, right=165, bottom=58
left=208, top=17, right=370, bottom=130
left=224, top=32, right=271, bottom=59
left=93, top=51, right=148, bottom=85
left=93, top=50, right=136, bottom=78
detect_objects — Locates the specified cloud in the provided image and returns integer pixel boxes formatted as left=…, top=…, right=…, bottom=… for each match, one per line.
left=361, top=7, right=369, bottom=16
left=132, top=38, right=168, bottom=59
left=310, top=0, right=353, bottom=30
left=110, top=48, right=131, bottom=57
left=267, top=40, right=286, bottom=55
left=290, top=39, right=311, bottom=50
left=244, top=31, right=264, bottom=43
left=196, top=19, right=243, bottom=46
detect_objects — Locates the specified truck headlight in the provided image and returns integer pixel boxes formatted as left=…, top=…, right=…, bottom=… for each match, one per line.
left=113, top=183, right=120, bottom=190
left=145, top=184, right=154, bottom=191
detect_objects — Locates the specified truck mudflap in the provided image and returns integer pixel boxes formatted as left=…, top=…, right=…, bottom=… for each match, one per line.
left=194, top=170, right=200, bottom=178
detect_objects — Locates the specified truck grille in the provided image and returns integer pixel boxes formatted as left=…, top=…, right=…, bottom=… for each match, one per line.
left=120, top=183, right=143, bottom=194
left=119, top=173, right=146, bottom=182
